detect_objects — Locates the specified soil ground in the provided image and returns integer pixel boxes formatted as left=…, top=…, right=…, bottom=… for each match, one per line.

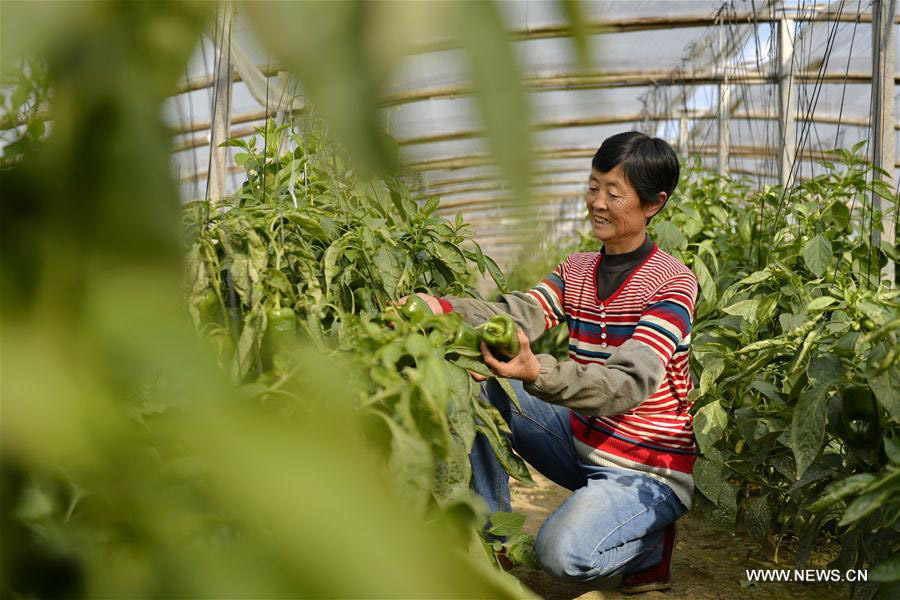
left=509, top=469, right=849, bottom=600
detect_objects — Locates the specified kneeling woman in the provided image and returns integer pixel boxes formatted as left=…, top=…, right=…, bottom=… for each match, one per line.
left=412, top=132, right=698, bottom=594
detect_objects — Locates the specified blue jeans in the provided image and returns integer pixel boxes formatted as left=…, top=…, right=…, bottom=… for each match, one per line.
left=470, top=379, right=687, bottom=582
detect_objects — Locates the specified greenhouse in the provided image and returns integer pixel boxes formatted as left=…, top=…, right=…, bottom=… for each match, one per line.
left=1, top=1, right=898, bottom=599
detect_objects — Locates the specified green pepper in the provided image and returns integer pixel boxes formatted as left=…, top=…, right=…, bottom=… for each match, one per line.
left=264, top=306, right=297, bottom=372
left=450, top=322, right=482, bottom=355
left=477, top=314, right=521, bottom=359
left=354, top=287, right=377, bottom=315
left=194, top=289, right=219, bottom=325
left=207, top=328, right=233, bottom=368
left=841, top=385, right=881, bottom=463
left=399, top=295, right=432, bottom=324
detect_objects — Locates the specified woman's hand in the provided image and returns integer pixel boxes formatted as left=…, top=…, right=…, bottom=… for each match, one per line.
left=395, top=293, right=444, bottom=315
left=481, top=327, right=541, bottom=384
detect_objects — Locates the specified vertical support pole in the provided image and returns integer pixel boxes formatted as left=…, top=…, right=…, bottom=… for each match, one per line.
left=872, top=0, right=896, bottom=284
left=678, top=110, right=688, bottom=154
left=717, top=83, right=730, bottom=176
left=778, top=17, right=796, bottom=188
left=209, top=2, right=234, bottom=204
left=717, top=25, right=730, bottom=176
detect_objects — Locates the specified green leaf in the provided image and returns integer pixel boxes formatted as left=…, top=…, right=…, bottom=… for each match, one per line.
left=867, top=355, right=900, bottom=422
left=750, top=380, right=783, bottom=403
left=838, top=488, right=892, bottom=526
left=495, top=377, right=522, bottom=414
left=405, top=333, right=432, bottom=358
left=431, top=241, right=468, bottom=274
left=323, top=233, right=354, bottom=296
left=233, top=304, right=264, bottom=379
left=802, top=235, right=833, bottom=278
left=421, top=196, right=440, bottom=217
left=654, top=220, right=688, bottom=251
left=409, top=385, right=452, bottom=459
left=870, top=553, right=900, bottom=583
left=827, top=200, right=851, bottom=230
left=471, top=241, right=486, bottom=274
left=780, top=311, right=808, bottom=334
left=806, top=296, right=837, bottom=311
left=451, top=355, right=492, bottom=378
left=505, top=531, right=540, bottom=570
left=807, top=354, right=842, bottom=390
left=722, top=299, right=760, bottom=323
left=807, top=474, right=876, bottom=512
left=286, top=213, right=330, bottom=241
left=694, top=400, right=728, bottom=454
left=884, top=432, right=900, bottom=465
left=557, top=0, right=589, bottom=71
left=744, top=496, right=772, bottom=543
left=483, top=255, right=508, bottom=292
left=373, top=245, right=404, bottom=299
left=756, top=294, right=780, bottom=324
left=692, top=456, right=723, bottom=504
left=738, top=270, right=771, bottom=285
left=790, top=383, right=829, bottom=479
left=882, top=241, right=900, bottom=263
left=417, top=356, right=450, bottom=412
left=699, top=357, right=725, bottom=397
left=475, top=421, right=532, bottom=484
left=707, top=481, right=739, bottom=530
left=488, top=511, right=526, bottom=537
left=376, top=413, right=433, bottom=516
left=457, top=1, right=532, bottom=206
left=692, top=255, right=716, bottom=306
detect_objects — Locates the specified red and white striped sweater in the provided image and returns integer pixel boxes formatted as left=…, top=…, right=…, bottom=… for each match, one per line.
left=447, top=244, right=699, bottom=508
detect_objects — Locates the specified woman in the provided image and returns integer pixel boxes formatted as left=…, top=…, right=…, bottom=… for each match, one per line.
left=412, top=132, right=697, bottom=593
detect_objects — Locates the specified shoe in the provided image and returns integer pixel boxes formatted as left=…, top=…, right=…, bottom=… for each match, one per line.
left=619, top=522, right=676, bottom=594
left=495, top=547, right=515, bottom=571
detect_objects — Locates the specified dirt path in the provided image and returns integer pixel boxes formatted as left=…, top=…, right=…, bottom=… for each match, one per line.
left=509, top=470, right=848, bottom=600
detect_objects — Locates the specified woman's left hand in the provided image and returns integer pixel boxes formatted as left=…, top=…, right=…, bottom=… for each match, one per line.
left=481, top=327, right=541, bottom=384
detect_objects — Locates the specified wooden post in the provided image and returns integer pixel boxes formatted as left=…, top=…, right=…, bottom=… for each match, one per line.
left=208, top=2, right=234, bottom=204
left=778, top=17, right=797, bottom=188
left=872, top=0, right=896, bottom=284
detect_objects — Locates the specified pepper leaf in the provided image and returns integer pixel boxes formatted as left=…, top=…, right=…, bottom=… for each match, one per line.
left=870, top=553, right=900, bottom=583
left=495, top=377, right=522, bottom=414
left=483, top=255, right=508, bottom=292
left=790, top=382, right=829, bottom=479
left=803, top=235, right=832, bottom=278
left=488, top=511, right=526, bottom=537
left=694, top=400, right=728, bottom=455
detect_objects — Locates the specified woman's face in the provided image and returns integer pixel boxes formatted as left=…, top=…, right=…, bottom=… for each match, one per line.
left=586, top=165, right=662, bottom=252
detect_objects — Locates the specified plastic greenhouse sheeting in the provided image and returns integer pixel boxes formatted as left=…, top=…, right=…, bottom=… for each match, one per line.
left=165, top=0, right=898, bottom=266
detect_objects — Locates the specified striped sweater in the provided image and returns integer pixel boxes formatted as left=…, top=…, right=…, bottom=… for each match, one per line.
left=447, top=244, right=699, bottom=508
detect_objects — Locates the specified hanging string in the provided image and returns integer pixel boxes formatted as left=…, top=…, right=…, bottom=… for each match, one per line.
left=770, top=0, right=846, bottom=234
left=833, top=10, right=861, bottom=149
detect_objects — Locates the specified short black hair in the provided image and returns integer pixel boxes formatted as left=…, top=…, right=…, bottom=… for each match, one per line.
left=592, top=131, right=679, bottom=213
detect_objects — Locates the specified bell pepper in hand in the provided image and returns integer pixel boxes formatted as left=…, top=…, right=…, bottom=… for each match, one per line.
left=477, top=314, right=521, bottom=359
left=400, top=294, right=432, bottom=324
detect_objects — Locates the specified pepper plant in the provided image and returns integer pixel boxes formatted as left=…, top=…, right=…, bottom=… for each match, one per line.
left=182, top=118, right=536, bottom=570
left=505, top=148, right=900, bottom=597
